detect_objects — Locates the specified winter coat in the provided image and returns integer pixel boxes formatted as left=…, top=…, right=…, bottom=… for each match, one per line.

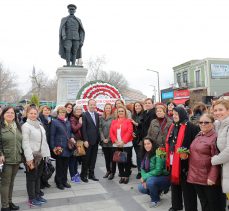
left=50, top=118, right=73, bottom=157
left=141, top=155, right=169, bottom=181
left=39, top=114, right=52, bottom=146
left=22, top=119, right=50, bottom=161
left=147, top=117, right=172, bottom=148
left=99, top=115, right=114, bottom=147
left=70, top=115, right=83, bottom=140
left=211, top=116, right=229, bottom=193
left=110, top=118, right=133, bottom=144
left=132, top=112, right=143, bottom=145
left=141, top=108, right=157, bottom=139
left=0, top=125, right=22, bottom=164
left=187, top=129, right=220, bottom=185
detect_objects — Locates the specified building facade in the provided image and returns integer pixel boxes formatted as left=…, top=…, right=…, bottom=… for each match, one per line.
left=173, top=58, right=229, bottom=105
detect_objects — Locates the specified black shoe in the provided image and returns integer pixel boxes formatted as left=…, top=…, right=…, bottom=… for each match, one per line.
left=136, top=172, right=141, bottom=179
left=80, top=177, right=89, bottom=183
left=9, top=203, right=19, bottom=211
left=103, top=172, right=110, bottom=178
left=89, top=175, right=99, bottom=181
left=131, top=163, right=137, bottom=168
left=119, top=178, right=124, bottom=184
left=40, top=190, right=44, bottom=196
left=56, top=184, right=65, bottom=190
left=168, top=207, right=183, bottom=211
left=63, top=183, right=71, bottom=188
left=1, top=208, right=10, bottom=211
left=45, top=183, right=51, bottom=188
left=123, top=177, right=129, bottom=184
left=108, top=173, right=114, bottom=180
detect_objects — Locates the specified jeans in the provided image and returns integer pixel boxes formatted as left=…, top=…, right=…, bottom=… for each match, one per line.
left=138, top=176, right=170, bottom=202
left=1, top=164, right=19, bottom=208
left=69, top=156, right=78, bottom=178
left=26, top=160, right=44, bottom=200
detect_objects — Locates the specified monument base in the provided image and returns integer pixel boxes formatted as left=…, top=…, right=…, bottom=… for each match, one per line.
left=56, top=66, right=88, bottom=105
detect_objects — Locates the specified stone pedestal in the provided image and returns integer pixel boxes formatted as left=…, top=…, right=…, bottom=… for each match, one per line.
left=56, top=66, right=88, bottom=105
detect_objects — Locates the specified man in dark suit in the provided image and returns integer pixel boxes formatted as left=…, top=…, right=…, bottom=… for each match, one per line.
left=81, top=99, right=100, bottom=182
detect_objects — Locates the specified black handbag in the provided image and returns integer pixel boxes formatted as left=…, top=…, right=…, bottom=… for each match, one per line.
left=42, top=159, right=55, bottom=181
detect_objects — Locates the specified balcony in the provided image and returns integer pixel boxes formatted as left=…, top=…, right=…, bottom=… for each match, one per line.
left=177, top=81, right=205, bottom=89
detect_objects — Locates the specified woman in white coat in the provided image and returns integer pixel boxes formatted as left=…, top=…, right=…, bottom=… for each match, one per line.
left=22, top=106, right=50, bottom=207
left=211, top=98, right=229, bottom=209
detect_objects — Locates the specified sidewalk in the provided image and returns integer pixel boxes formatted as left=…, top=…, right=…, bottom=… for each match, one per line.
left=3, top=152, right=173, bottom=211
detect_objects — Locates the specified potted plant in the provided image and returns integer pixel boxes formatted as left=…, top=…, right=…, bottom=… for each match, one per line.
left=156, top=147, right=166, bottom=158
left=177, top=147, right=190, bottom=160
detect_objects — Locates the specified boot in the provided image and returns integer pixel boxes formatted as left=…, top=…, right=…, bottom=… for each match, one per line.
left=1, top=208, right=10, bottom=211
left=9, top=202, right=19, bottom=210
left=71, top=55, right=76, bottom=66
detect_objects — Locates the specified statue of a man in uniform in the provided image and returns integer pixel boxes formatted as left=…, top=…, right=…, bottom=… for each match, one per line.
left=59, top=4, right=85, bottom=67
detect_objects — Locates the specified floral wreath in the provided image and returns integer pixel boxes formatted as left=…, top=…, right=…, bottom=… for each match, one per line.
left=76, top=80, right=123, bottom=112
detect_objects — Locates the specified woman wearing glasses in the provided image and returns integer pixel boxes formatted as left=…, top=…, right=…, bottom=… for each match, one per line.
left=187, top=113, right=224, bottom=211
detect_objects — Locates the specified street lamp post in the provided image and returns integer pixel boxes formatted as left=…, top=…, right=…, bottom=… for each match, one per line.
left=147, top=69, right=160, bottom=102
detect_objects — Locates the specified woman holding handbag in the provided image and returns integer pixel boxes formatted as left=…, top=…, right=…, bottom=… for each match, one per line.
left=22, top=106, right=50, bottom=207
left=0, top=107, right=22, bottom=211
left=50, top=106, right=74, bottom=190
left=69, top=105, right=86, bottom=183
left=110, top=105, right=133, bottom=184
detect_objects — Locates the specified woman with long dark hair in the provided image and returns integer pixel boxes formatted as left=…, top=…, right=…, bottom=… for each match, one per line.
left=138, top=137, right=170, bottom=208
left=0, top=107, right=22, bottom=211
left=131, top=101, right=144, bottom=179
left=165, top=107, right=199, bottom=211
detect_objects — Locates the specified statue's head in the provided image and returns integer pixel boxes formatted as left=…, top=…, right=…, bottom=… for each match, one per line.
left=67, top=4, right=77, bottom=15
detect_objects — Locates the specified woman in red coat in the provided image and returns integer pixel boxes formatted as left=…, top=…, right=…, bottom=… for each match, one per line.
left=110, top=106, right=133, bottom=184
left=187, top=113, right=224, bottom=211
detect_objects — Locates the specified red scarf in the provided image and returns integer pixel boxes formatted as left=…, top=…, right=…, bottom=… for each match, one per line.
left=165, top=123, right=187, bottom=184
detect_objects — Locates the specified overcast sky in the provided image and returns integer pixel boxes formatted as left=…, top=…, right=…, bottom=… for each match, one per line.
left=0, top=0, right=229, bottom=99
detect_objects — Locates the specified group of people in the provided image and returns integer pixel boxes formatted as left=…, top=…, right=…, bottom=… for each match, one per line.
left=0, top=97, right=229, bottom=211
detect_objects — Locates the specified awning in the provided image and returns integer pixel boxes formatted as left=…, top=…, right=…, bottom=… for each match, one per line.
left=173, top=98, right=189, bottom=105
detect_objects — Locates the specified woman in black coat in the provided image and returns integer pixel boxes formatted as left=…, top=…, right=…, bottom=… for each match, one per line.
left=165, top=107, right=200, bottom=211
left=131, top=101, right=144, bottom=179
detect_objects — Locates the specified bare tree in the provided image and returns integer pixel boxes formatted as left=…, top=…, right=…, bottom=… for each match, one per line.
left=31, top=68, right=48, bottom=98
left=0, top=63, right=18, bottom=101
left=86, top=56, right=128, bottom=92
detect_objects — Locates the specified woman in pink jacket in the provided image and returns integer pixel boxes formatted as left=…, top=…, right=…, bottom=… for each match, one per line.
left=110, top=106, right=133, bottom=184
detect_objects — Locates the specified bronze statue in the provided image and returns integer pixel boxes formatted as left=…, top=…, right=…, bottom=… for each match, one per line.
left=59, top=4, right=85, bottom=67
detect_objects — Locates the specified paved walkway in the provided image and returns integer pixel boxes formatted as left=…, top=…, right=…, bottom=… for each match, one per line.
left=2, top=152, right=177, bottom=211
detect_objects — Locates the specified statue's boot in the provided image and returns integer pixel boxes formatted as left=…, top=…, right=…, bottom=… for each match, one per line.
left=72, top=55, right=76, bottom=66
left=66, top=51, right=71, bottom=66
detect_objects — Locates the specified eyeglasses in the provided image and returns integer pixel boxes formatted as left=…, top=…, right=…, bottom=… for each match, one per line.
left=199, top=121, right=212, bottom=125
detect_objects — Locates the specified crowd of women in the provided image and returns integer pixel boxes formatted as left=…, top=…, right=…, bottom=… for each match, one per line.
left=0, top=97, right=229, bottom=211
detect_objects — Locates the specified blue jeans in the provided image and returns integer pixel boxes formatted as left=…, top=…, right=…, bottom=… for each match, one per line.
left=69, top=156, right=78, bottom=178
left=138, top=176, right=170, bottom=202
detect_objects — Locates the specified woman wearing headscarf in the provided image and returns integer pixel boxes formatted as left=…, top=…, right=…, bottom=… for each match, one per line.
left=165, top=107, right=199, bottom=211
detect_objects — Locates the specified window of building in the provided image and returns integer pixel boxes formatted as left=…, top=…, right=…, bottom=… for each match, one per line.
left=195, top=70, right=201, bottom=87
left=177, top=73, right=181, bottom=85
left=183, top=71, right=188, bottom=83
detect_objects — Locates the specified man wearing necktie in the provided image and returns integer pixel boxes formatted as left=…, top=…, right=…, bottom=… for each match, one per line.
left=81, top=99, right=100, bottom=182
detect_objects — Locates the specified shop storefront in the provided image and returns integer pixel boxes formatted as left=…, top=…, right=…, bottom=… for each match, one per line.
left=173, top=89, right=190, bottom=105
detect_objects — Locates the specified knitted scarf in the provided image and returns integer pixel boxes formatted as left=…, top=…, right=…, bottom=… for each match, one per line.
left=141, top=154, right=150, bottom=172
left=165, top=123, right=187, bottom=184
